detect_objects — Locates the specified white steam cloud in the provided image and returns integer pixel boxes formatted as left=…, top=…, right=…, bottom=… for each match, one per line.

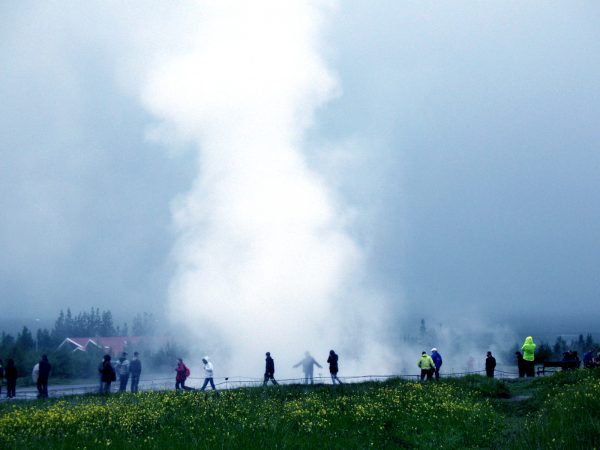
left=140, top=0, right=393, bottom=378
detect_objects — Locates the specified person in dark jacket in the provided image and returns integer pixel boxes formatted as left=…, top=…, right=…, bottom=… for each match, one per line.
left=486, top=352, right=497, bottom=378
left=515, top=351, right=525, bottom=377
left=129, top=352, right=142, bottom=393
left=327, top=350, right=343, bottom=384
left=99, top=355, right=116, bottom=394
left=5, top=359, right=18, bottom=398
left=37, top=355, right=51, bottom=398
left=263, top=352, right=278, bottom=386
left=431, top=348, right=443, bottom=380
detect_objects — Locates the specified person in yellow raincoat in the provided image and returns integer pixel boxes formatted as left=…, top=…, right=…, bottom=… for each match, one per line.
left=418, top=351, right=436, bottom=381
left=522, top=336, right=536, bottom=377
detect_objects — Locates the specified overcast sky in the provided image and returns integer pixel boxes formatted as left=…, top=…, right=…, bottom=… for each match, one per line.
left=1, top=1, right=599, bottom=337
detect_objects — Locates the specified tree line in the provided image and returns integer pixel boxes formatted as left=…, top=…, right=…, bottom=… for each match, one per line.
left=0, top=309, right=183, bottom=383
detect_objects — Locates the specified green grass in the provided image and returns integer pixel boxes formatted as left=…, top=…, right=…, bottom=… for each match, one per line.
left=1, top=370, right=599, bottom=449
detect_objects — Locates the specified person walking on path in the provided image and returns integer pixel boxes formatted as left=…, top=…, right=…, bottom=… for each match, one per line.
left=37, top=355, right=51, bottom=398
left=485, top=351, right=497, bottom=378
left=263, top=352, right=278, bottom=386
left=327, top=350, right=343, bottom=384
left=294, top=352, right=322, bottom=384
left=175, top=358, right=193, bottom=391
left=129, top=352, right=142, bottom=393
left=0, top=359, right=4, bottom=397
left=115, top=352, right=130, bottom=392
left=418, top=351, right=435, bottom=381
left=430, top=348, right=443, bottom=380
left=99, top=354, right=116, bottom=394
left=5, top=359, right=17, bottom=398
left=200, top=356, right=218, bottom=393
left=521, top=336, right=536, bottom=377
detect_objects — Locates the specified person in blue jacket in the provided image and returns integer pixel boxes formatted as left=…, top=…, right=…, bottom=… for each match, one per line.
left=431, top=348, right=443, bottom=380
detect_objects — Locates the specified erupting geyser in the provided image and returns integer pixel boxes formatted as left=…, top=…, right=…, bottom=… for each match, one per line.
left=140, top=0, right=393, bottom=378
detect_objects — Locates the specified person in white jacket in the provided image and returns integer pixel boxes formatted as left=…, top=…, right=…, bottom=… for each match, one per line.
left=200, top=356, right=217, bottom=392
left=115, top=353, right=130, bottom=392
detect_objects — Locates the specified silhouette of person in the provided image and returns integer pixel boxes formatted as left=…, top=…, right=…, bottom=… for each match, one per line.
left=263, top=352, right=279, bottom=386
left=99, top=355, right=116, bottom=394
left=327, top=350, right=343, bottom=384
left=5, top=359, right=17, bottom=398
left=485, top=351, right=496, bottom=378
left=129, top=352, right=142, bottom=393
left=37, top=355, right=51, bottom=398
left=515, top=351, right=525, bottom=378
left=293, top=352, right=322, bottom=384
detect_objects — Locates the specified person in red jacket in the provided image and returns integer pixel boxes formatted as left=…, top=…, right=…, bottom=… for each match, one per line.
left=175, top=358, right=193, bottom=390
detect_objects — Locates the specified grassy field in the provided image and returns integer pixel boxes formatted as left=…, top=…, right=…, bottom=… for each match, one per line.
left=0, top=369, right=598, bottom=449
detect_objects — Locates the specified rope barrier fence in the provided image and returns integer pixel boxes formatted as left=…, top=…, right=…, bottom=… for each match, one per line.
left=0, top=367, right=535, bottom=401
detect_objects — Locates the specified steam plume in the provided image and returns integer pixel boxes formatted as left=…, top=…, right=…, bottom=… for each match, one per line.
left=141, top=0, right=391, bottom=377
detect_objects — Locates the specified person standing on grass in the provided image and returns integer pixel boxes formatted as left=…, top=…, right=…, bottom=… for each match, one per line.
left=129, top=352, right=142, bottom=393
left=263, top=352, right=278, bottom=386
left=99, top=354, right=116, bottom=394
left=115, top=352, right=130, bottom=392
left=515, top=351, right=525, bottom=378
left=5, top=359, right=17, bottom=398
left=200, top=356, right=218, bottom=392
left=430, top=348, right=443, bottom=380
left=175, top=358, right=193, bottom=390
left=37, top=355, right=51, bottom=398
left=485, top=351, right=497, bottom=378
left=418, top=351, right=435, bottom=381
left=521, top=336, right=536, bottom=377
left=293, top=352, right=322, bottom=384
left=327, top=350, right=343, bottom=385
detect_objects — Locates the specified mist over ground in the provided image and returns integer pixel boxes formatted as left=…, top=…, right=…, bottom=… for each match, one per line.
left=1, top=1, right=599, bottom=377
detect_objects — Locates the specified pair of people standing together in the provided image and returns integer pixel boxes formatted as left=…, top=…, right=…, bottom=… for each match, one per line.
left=265, top=350, right=343, bottom=385
left=418, top=348, right=443, bottom=381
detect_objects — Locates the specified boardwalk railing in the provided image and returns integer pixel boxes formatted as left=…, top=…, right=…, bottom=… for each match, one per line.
left=0, top=367, right=531, bottom=401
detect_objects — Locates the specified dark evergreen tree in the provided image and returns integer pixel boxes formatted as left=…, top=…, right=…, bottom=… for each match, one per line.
left=585, top=333, right=594, bottom=350
left=16, top=326, right=35, bottom=352
left=553, top=336, right=567, bottom=356
left=36, top=328, right=54, bottom=350
left=100, top=311, right=115, bottom=336
left=52, top=309, right=67, bottom=342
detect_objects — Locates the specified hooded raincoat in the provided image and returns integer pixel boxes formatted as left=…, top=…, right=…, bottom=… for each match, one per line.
left=522, top=337, right=536, bottom=362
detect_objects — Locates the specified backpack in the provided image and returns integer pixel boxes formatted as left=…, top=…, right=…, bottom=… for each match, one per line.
left=185, top=366, right=191, bottom=378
